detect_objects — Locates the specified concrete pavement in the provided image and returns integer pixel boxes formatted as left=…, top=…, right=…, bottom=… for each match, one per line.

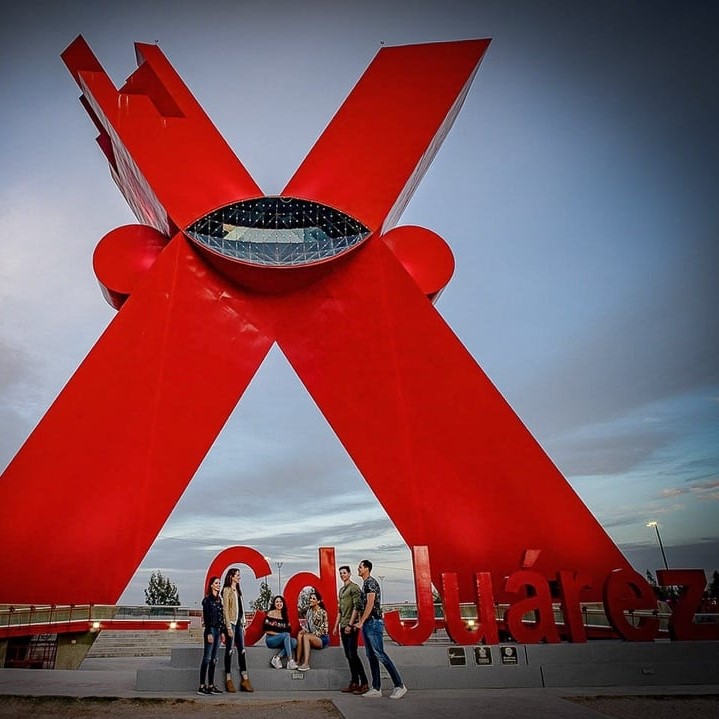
left=0, top=657, right=717, bottom=719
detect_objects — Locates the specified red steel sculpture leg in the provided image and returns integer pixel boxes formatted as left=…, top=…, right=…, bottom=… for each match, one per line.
left=0, top=238, right=274, bottom=604
left=271, top=240, right=630, bottom=600
left=0, top=36, right=269, bottom=604
left=0, top=35, right=630, bottom=605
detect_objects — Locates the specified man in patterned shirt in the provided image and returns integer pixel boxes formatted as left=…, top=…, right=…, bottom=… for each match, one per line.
left=354, top=559, right=408, bottom=700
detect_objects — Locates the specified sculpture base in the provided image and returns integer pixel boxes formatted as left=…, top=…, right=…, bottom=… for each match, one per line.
left=135, top=642, right=719, bottom=691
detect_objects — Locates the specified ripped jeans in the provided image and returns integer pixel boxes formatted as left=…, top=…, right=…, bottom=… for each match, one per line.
left=199, top=627, right=220, bottom=686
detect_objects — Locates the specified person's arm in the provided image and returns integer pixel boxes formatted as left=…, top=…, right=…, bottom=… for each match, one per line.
left=238, top=590, right=245, bottom=627
left=318, top=608, right=329, bottom=636
left=263, top=614, right=277, bottom=635
left=356, top=592, right=375, bottom=629
left=202, top=597, right=216, bottom=643
left=222, top=588, right=234, bottom=637
left=201, top=597, right=211, bottom=630
left=347, top=584, right=360, bottom=631
left=333, top=596, right=340, bottom=634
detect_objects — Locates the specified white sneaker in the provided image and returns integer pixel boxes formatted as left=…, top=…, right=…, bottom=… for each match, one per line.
left=270, top=655, right=282, bottom=669
left=362, top=688, right=382, bottom=698
left=389, top=685, right=408, bottom=700
left=287, top=659, right=298, bottom=670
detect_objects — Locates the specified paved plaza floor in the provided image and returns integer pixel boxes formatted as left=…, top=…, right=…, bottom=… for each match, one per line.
left=0, top=657, right=717, bottom=718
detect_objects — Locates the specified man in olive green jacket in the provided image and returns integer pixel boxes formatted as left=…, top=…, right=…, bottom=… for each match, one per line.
left=332, top=565, right=368, bottom=694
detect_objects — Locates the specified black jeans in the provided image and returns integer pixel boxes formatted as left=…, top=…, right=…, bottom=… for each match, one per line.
left=224, top=622, right=247, bottom=674
left=340, top=626, right=367, bottom=685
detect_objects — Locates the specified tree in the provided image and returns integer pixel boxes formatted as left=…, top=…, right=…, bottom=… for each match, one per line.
left=645, top=568, right=675, bottom=603
left=144, top=570, right=181, bottom=606
left=251, top=580, right=272, bottom=612
left=709, top=570, right=719, bottom=600
left=432, top=585, right=444, bottom=619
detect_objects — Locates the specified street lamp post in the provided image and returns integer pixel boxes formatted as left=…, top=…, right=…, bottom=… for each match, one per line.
left=263, top=556, right=271, bottom=588
left=276, top=562, right=284, bottom=594
left=378, top=575, right=385, bottom=599
left=646, top=521, right=669, bottom=570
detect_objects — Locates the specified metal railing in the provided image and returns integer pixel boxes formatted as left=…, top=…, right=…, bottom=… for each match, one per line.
left=0, top=604, right=193, bottom=636
left=4, top=601, right=715, bottom=641
left=0, top=604, right=110, bottom=630
left=382, top=601, right=676, bottom=635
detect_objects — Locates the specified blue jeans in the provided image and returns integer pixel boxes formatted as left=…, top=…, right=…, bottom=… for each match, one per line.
left=265, top=632, right=297, bottom=658
left=362, top=618, right=403, bottom=690
left=200, top=627, right=220, bottom=686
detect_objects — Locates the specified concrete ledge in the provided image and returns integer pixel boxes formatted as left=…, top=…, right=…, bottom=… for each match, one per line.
left=135, top=642, right=719, bottom=692
left=526, top=641, right=719, bottom=687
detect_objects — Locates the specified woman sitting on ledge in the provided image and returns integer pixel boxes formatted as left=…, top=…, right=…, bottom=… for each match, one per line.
left=263, top=595, right=298, bottom=670
left=296, top=590, right=329, bottom=671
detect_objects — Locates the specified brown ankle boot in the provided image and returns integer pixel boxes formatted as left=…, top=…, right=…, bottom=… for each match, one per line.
left=240, top=677, right=254, bottom=692
left=225, top=677, right=237, bottom=693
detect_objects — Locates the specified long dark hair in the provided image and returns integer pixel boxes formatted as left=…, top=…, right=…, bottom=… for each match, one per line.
left=271, top=595, right=289, bottom=623
left=222, top=567, right=242, bottom=596
left=309, top=588, right=327, bottom=611
left=205, top=576, right=221, bottom=598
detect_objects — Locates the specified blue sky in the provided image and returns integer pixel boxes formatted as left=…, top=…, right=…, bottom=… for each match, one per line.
left=1, top=1, right=717, bottom=607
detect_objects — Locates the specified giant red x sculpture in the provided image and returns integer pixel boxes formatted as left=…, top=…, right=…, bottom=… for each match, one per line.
left=0, top=36, right=629, bottom=605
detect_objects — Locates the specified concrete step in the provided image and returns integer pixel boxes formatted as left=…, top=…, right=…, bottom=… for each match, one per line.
left=139, top=646, right=531, bottom=692
left=138, top=645, right=541, bottom=691
left=135, top=642, right=719, bottom=692
left=86, top=630, right=199, bottom=658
